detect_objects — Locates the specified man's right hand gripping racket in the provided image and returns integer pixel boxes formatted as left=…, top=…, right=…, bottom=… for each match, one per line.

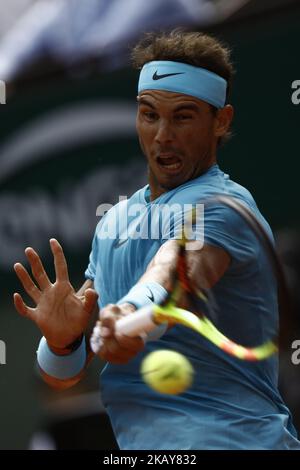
left=90, top=195, right=291, bottom=362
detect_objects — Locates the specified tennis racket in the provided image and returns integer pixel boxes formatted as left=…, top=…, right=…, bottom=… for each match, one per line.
left=90, top=195, right=289, bottom=361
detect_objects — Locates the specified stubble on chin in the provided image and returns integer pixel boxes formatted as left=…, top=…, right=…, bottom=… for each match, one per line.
left=148, top=165, right=186, bottom=196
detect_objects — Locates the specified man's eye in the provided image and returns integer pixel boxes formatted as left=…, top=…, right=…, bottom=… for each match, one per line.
left=143, top=111, right=157, bottom=121
left=175, top=114, right=192, bottom=121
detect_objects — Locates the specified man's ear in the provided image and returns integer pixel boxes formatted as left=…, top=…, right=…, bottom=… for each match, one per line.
left=214, top=105, right=234, bottom=138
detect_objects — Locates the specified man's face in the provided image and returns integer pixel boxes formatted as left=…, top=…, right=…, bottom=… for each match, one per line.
left=136, top=90, right=218, bottom=195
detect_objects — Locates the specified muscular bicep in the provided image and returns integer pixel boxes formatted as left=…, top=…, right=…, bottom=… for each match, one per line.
left=139, top=240, right=230, bottom=291
left=187, top=243, right=230, bottom=289
left=138, top=240, right=179, bottom=291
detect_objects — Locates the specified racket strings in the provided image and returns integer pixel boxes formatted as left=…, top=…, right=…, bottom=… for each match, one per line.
left=174, top=216, right=211, bottom=318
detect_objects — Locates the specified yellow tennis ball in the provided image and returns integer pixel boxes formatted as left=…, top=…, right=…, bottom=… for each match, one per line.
left=141, top=349, right=194, bottom=395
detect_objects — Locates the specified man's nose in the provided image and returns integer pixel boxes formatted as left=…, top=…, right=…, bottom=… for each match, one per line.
left=154, top=120, right=175, bottom=145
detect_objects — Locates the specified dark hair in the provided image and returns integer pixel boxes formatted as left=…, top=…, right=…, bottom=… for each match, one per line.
left=132, top=29, right=235, bottom=146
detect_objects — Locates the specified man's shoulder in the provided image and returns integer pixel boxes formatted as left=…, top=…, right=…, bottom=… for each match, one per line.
left=159, top=165, right=255, bottom=206
left=158, top=166, right=273, bottom=229
left=103, top=185, right=147, bottom=216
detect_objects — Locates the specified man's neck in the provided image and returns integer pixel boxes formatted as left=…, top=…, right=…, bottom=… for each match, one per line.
left=148, top=162, right=216, bottom=201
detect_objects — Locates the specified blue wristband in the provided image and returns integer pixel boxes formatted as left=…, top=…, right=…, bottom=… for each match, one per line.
left=117, top=282, right=168, bottom=310
left=37, top=336, right=86, bottom=380
left=117, top=282, right=168, bottom=341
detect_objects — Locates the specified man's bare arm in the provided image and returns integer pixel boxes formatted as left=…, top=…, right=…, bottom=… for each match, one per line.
left=14, top=239, right=99, bottom=390
left=139, top=240, right=231, bottom=292
left=40, top=279, right=98, bottom=391
left=98, top=240, right=230, bottom=364
left=39, top=279, right=98, bottom=390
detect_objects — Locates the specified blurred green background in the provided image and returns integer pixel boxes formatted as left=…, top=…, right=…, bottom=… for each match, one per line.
left=0, top=4, right=299, bottom=449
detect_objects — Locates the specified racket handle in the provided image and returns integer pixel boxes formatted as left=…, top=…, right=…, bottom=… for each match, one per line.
left=116, top=305, right=157, bottom=335
left=90, top=305, right=157, bottom=354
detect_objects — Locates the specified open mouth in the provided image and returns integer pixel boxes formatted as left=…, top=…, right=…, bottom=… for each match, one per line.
left=156, top=154, right=183, bottom=172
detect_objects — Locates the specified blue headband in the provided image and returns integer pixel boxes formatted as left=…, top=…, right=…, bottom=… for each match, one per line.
left=138, top=61, right=227, bottom=109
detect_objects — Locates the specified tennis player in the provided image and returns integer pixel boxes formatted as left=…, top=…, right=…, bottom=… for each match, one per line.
left=14, top=30, right=300, bottom=449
